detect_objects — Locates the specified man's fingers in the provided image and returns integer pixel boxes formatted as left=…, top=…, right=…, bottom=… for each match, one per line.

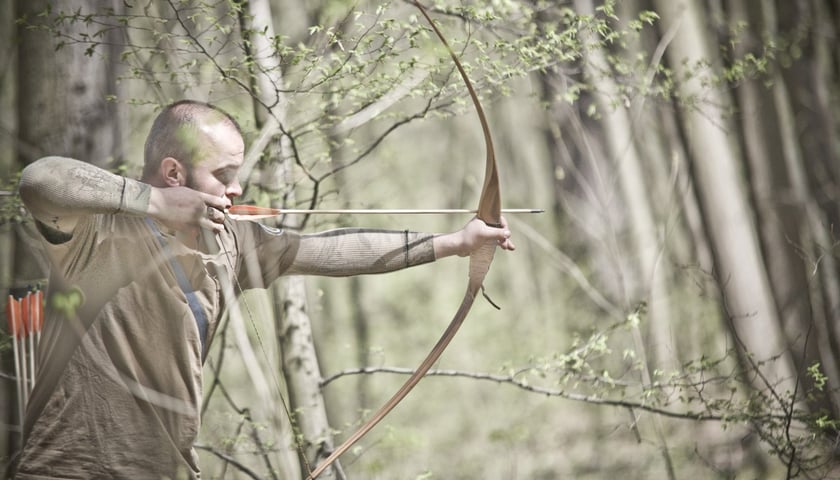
left=203, top=207, right=226, bottom=234
left=201, top=193, right=231, bottom=214
left=496, top=233, right=515, bottom=251
left=499, top=237, right=515, bottom=251
left=199, top=215, right=224, bottom=233
left=491, top=216, right=514, bottom=251
left=206, top=205, right=221, bottom=222
left=201, top=193, right=230, bottom=228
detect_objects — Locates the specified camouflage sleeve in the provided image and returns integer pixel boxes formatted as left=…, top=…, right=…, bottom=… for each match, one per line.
left=19, top=156, right=150, bottom=240
left=234, top=223, right=436, bottom=288
left=287, top=228, right=436, bottom=276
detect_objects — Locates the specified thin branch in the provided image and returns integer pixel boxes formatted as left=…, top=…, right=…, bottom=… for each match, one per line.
left=332, top=68, right=429, bottom=134
left=194, top=444, right=264, bottom=480
left=321, top=365, right=748, bottom=422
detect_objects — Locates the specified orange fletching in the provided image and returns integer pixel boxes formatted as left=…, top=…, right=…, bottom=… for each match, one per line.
left=26, top=292, right=36, bottom=335
left=14, top=297, right=24, bottom=339
left=228, top=204, right=282, bottom=216
left=35, top=290, right=44, bottom=333
left=6, top=295, right=17, bottom=337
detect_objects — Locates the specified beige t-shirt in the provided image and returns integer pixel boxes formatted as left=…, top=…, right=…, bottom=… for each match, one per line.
left=15, top=214, right=434, bottom=479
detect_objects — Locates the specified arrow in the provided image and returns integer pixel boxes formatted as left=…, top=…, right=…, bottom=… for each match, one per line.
left=226, top=204, right=543, bottom=220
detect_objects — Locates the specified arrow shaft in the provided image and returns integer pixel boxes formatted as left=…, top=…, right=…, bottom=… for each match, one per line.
left=227, top=206, right=542, bottom=219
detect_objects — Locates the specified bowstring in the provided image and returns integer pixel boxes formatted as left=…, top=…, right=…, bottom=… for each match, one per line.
left=214, top=230, right=314, bottom=477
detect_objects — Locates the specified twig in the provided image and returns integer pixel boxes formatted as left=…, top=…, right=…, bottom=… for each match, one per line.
left=194, top=444, right=264, bottom=480
left=332, top=68, right=429, bottom=134
left=320, top=365, right=796, bottom=424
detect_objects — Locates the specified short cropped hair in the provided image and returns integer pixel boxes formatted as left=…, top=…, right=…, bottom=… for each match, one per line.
left=142, top=100, right=242, bottom=180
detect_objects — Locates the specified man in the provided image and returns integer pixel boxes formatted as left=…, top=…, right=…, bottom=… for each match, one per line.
left=13, top=100, right=514, bottom=479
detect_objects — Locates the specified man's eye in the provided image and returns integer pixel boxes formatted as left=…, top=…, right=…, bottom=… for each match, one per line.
left=215, top=170, right=237, bottom=184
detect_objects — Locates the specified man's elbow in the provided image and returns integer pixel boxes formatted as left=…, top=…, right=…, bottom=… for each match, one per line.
left=19, top=156, right=64, bottom=210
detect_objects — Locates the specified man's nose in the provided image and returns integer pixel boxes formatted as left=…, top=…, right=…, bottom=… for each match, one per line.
left=226, top=180, right=243, bottom=199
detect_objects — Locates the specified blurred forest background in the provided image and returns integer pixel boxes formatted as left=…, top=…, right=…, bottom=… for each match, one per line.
left=1, top=0, right=840, bottom=478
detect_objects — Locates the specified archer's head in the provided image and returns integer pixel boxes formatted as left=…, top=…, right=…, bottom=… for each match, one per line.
left=141, top=100, right=244, bottom=201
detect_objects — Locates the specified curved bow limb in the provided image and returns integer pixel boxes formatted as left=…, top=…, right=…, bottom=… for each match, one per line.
left=307, top=2, right=501, bottom=478
left=307, top=248, right=496, bottom=480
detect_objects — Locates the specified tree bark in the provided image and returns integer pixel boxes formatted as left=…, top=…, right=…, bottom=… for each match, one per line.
left=775, top=0, right=840, bottom=415
left=729, top=0, right=839, bottom=417
left=238, top=0, right=341, bottom=477
left=17, top=0, right=121, bottom=167
left=7, top=0, right=121, bottom=459
left=576, top=0, right=676, bottom=367
left=1, top=0, right=17, bottom=460
left=652, top=0, right=795, bottom=386
left=573, top=2, right=677, bottom=477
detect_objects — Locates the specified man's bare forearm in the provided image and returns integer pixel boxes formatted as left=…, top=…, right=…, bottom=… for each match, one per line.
left=19, top=156, right=150, bottom=233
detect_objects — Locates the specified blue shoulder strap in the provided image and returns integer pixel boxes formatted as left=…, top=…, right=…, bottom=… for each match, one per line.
left=145, top=218, right=209, bottom=358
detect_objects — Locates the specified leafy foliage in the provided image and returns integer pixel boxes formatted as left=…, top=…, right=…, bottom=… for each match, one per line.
left=6, top=1, right=837, bottom=479
left=0, top=173, right=24, bottom=225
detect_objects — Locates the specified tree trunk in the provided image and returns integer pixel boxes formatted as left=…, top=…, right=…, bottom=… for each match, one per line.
left=7, top=0, right=120, bottom=458
left=17, top=0, right=121, bottom=167
left=574, top=2, right=676, bottom=477
left=1, top=0, right=17, bottom=460
left=238, top=0, right=341, bottom=477
left=774, top=0, right=840, bottom=416
left=575, top=0, right=676, bottom=367
left=729, top=0, right=839, bottom=417
left=652, top=0, right=794, bottom=387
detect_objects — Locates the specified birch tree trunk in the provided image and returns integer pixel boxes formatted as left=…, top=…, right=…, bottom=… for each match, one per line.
left=574, top=2, right=676, bottom=477
left=729, top=0, right=839, bottom=417
left=238, top=0, right=341, bottom=477
left=575, top=0, right=675, bottom=367
left=652, top=0, right=795, bottom=386
left=618, top=0, right=720, bottom=365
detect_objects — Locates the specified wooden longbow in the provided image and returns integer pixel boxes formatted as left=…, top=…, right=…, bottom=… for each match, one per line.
left=306, top=2, right=503, bottom=478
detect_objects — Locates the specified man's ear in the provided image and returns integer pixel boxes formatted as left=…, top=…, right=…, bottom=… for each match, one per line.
left=160, top=157, right=186, bottom=187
